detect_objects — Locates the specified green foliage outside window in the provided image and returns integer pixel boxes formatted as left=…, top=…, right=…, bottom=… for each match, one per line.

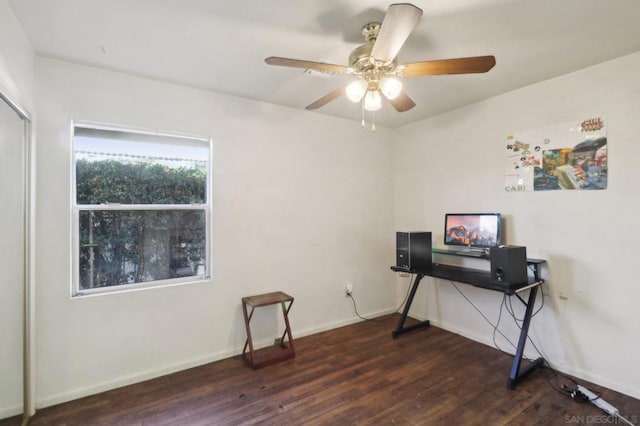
left=77, top=159, right=207, bottom=290
left=76, top=159, right=206, bottom=205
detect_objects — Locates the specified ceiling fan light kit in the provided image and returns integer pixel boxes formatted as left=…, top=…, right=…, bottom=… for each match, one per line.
left=346, top=79, right=367, bottom=102
left=364, top=90, right=382, bottom=111
left=265, top=2, right=496, bottom=127
left=380, top=77, right=403, bottom=100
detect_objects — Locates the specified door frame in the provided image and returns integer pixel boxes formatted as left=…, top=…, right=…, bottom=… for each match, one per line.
left=0, top=89, right=35, bottom=422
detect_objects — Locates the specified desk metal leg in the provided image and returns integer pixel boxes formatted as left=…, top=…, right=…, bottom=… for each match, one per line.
left=507, top=285, right=545, bottom=389
left=392, top=274, right=430, bottom=338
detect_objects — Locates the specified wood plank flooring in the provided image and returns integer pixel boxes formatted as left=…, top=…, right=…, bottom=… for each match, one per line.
left=3, top=314, right=639, bottom=425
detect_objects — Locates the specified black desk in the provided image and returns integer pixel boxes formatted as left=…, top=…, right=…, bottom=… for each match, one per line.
left=391, top=256, right=546, bottom=389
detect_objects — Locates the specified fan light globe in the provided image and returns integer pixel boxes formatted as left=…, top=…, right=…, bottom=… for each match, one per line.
left=380, top=77, right=403, bottom=100
left=346, top=80, right=367, bottom=102
left=364, top=90, right=382, bottom=111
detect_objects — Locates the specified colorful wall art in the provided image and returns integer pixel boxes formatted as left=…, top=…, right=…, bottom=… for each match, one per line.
left=505, top=117, right=607, bottom=192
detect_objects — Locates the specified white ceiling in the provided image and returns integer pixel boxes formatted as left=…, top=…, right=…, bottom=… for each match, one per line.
left=8, top=0, right=640, bottom=128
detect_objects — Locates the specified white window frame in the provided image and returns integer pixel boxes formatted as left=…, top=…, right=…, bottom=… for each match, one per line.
left=71, top=121, right=212, bottom=297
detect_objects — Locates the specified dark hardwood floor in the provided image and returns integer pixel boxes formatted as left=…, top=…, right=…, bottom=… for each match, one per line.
left=3, top=314, right=639, bottom=425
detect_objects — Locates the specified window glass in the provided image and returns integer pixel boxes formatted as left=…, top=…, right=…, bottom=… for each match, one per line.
left=73, top=124, right=210, bottom=296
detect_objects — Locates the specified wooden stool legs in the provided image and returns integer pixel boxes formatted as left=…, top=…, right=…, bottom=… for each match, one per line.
left=241, top=291, right=295, bottom=369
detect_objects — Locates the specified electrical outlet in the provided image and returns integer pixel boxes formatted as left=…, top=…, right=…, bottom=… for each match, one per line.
left=345, top=284, right=353, bottom=296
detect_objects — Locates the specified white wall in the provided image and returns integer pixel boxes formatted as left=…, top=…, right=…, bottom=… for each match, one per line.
left=0, top=1, right=34, bottom=419
left=24, top=22, right=640, bottom=409
left=0, top=0, right=34, bottom=112
left=34, top=58, right=396, bottom=407
left=393, top=52, right=640, bottom=398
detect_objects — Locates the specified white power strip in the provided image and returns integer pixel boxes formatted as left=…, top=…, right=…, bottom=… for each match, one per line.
left=576, top=385, right=634, bottom=425
left=576, top=385, right=618, bottom=415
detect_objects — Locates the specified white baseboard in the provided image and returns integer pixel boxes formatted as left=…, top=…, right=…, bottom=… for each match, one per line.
left=36, top=308, right=640, bottom=409
left=0, top=403, right=22, bottom=421
left=36, top=348, right=236, bottom=409
left=421, top=316, right=640, bottom=401
left=545, top=362, right=640, bottom=401
left=294, top=307, right=397, bottom=339
left=36, top=306, right=398, bottom=410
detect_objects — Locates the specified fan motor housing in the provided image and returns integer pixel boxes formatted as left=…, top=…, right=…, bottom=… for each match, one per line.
left=349, top=22, right=397, bottom=77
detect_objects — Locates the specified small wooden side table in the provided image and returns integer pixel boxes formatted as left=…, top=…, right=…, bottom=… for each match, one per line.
left=241, top=291, right=295, bottom=369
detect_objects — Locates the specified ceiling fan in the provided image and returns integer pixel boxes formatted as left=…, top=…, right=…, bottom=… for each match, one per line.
left=265, top=3, right=496, bottom=114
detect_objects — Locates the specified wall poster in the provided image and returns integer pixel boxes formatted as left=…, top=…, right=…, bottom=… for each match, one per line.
left=505, top=117, right=607, bottom=192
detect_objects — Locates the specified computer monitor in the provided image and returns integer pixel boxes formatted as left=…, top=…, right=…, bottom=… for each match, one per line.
left=444, top=213, right=501, bottom=248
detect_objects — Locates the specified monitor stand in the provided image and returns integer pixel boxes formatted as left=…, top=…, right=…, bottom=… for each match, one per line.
left=433, top=247, right=489, bottom=259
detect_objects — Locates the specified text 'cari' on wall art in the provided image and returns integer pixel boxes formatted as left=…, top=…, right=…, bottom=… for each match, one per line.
left=504, top=117, right=607, bottom=192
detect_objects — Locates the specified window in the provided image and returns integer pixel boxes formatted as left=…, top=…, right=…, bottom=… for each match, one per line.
left=72, top=123, right=211, bottom=296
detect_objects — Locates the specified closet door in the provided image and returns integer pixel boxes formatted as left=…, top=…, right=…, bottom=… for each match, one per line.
left=0, top=96, right=26, bottom=418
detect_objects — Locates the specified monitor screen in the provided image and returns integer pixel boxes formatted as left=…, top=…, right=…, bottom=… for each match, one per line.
left=444, top=213, right=501, bottom=248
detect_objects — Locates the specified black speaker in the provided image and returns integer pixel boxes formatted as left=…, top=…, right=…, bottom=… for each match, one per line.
left=396, top=232, right=432, bottom=271
left=490, top=245, right=528, bottom=287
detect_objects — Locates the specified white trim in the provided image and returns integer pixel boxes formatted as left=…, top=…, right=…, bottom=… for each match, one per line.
left=0, top=89, right=31, bottom=121
left=73, top=119, right=209, bottom=143
left=206, top=137, right=213, bottom=283
left=35, top=348, right=238, bottom=410
left=23, top=116, right=36, bottom=420
left=426, top=317, right=640, bottom=400
left=77, top=204, right=207, bottom=210
left=70, top=120, right=77, bottom=299
left=73, top=274, right=211, bottom=298
left=35, top=306, right=397, bottom=409
left=0, top=88, right=35, bottom=421
left=70, top=121, right=212, bottom=298
left=0, top=402, right=23, bottom=421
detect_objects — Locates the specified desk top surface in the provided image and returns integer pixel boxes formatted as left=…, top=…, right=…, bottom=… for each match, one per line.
left=391, top=264, right=542, bottom=294
left=432, top=248, right=546, bottom=264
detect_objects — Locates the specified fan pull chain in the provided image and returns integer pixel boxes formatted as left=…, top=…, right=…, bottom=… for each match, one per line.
left=361, top=99, right=366, bottom=127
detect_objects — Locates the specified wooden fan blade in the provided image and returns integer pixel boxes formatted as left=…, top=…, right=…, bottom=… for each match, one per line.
left=265, top=57, right=348, bottom=74
left=371, top=3, right=423, bottom=63
left=306, top=86, right=347, bottom=110
left=383, top=90, right=416, bottom=112
left=401, top=56, right=496, bottom=77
